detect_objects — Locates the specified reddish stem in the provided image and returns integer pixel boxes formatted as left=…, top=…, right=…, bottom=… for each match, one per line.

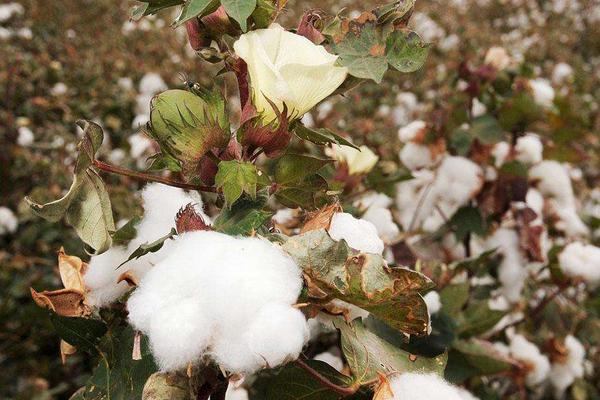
left=294, top=359, right=357, bottom=396
left=93, top=160, right=217, bottom=193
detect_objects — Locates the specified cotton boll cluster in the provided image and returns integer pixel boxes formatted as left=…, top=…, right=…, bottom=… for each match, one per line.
left=558, top=242, right=600, bottom=287
left=354, top=193, right=399, bottom=243
left=515, top=134, right=543, bottom=164
left=385, top=373, right=467, bottom=400
left=398, top=120, right=437, bottom=171
left=529, top=161, right=589, bottom=238
left=327, top=145, right=379, bottom=175
left=0, top=207, right=18, bottom=235
left=423, top=291, right=441, bottom=315
left=485, top=228, right=527, bottom=302
left=84, top=183, right=208, bottom=307
left=549, top=335, right=586, bottom=396
left=328, top=212, right=384, bottom=254
left=529, top=78, right=555, bottom=108
left=505, top=334, right=551, bottom=387
left=395, top=156, right=483, bottom=232
left=0, top=3, right=24, bottom=23
left=127, top=230, right=308, bottom=373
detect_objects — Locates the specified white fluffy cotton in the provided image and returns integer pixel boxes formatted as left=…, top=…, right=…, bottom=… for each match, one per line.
left=552, top=63, right=573, bottom=85
left=361, top=206, right=400, bottom=244
left=127, top=231, right=308, bottom=373
left=400, top=142, right=433, bottom=170
left=0, top=3, right=24, bottom=23
left=139, top=72, right=167, bottom=96
left=17, top=126, right=34, bottom=147
left=558, top=242, right=600, bottom=287
left=398, top=120, right=426, bottom=143
left=0, top=206, right=18, bottom=235
left=529, top=78, right=555, bottom=108
left=328, top=212, right=384, bottom=254
left=549, top=335, right=586, bottom=396
left=515, top=134, right=543, bottom=164
left=486, top=228, right=527, bottom=302
left=492, top=141, right=511, bottom=167
left=387, top=373, right=465, bottom=400
left=423, top=291, right=441, bottom=315
left=84, top=183, right=208, bottom=307
left=508, top=334, right=551, bottom=387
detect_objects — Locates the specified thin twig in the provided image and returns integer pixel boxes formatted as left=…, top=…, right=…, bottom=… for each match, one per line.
left=294, top=359, right=357, bottom=396
left=93, top=160, right=217, bottom=192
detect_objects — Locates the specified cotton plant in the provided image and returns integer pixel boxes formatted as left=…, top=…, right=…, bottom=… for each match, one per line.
left=25, top=1, right=460, bottom=399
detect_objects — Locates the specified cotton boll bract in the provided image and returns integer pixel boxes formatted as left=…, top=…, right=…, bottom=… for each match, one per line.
left=558, top=242, right=600, bottom=287
left=387, top=373, right=464, bottom=400
left=127, top=231, right=307, bottom=374
left=328, top=212, right=384, bottom=254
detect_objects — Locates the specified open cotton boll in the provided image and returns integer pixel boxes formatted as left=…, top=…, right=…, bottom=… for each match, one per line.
left=529, top=161, right=574, bottom=205
left=85, top=183, right=206, bottom=307
left=353, top=192, right=393, bottom=210
left=515, top=134, right=543, bottom=164
left=423, top=291, right=441, bottom=315
left=471, top=98, right=487, bottom=118
left=529, top=78, right=555, bottom=108
left=0, top=206, right=18, bottom=235
left=486, top=228, right=527, bottom=302
left=386, top=373, right=464, bottom=400
left=549, top=335, right=586, bottom=396
left=139, top=72, right=167, bottom=96
left=558, top=242, right=600, bottom=287
left=400, top=142, right=433, bottom=170
left=398, top=120, right=426, bottom=143
left=128, top=231, right=307, bottom=374
left=328, top=212, right=384, bottom=254
left=526, top=188, right=545, bottom=218
left=508, top=334, right=550, bottom=387
left=362, top=207, right=400, bottom=243
left=552, top=62, right=573, bottom=85
left=492, top=141, right=511, bottom=167
left=395, top=170, right=435, bottom=231
left=17, top=126, right=34, bottom=147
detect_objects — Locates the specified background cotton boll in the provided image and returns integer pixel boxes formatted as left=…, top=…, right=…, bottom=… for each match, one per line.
left=529, top=161, right=575, bottom=206
left=398, top=120, right=426, bottom=143
left=423, top=291, right=441, bottom=315
left=484, top=46, right=511, bottom=71
left=17, top=126, right=34, bottom=147
left=515, top=134, right=543, bottom=164
left=529, top=78, right=555, bottom=108
left=549, top=335, right=586, bottom=396
left=400, top=142, right=433, bottom=170
left=244, top=304, right=309, bottom=371
left=471, top=98, right=487, bottom=117
left=138, top=72, right=167, bottom=95
left=128, top=132, right=154, bottom=160
left=486, top=228, right=527, bottom=302
left=148, top=298, right=213, bottom=371
left=558, top=242, right=600, bottom=287
left=353, top=192, right=393, bottom=210
left=361, top=207, right=400, bottom=243
left=552, top=62, right=573, bottom=85
left=508, top=334, right=550, bottom=387
left=328, top=213, right=384, bottom=254
left=0, top=3, right=24, bottom=22
left=526, top=188, right=545, bottom=218
left=492, top=141, right=510, bottom=167
left=387, top=373, right=464, bottom=400
left=0, top=207, right=18, bottom=235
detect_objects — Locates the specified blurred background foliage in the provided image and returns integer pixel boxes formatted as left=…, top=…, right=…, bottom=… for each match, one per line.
left=1, top=0, right=599, bottom=398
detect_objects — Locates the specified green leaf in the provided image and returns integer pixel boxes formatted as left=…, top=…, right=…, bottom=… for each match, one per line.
left=174, top=0, right=219, bottom=26
left=275, top=174, right=328, bottom=210
left=213, top=194, right=272, bottom=235
left=131, top=0, right=183, bottom=20
left=274, top=154, right=332, bottom=186
left=250, top=0, right=277, bottom=28
left=25, top=120, right=115, bottom=253
left=282, top=229, right=434, bottom=335
left=82, top=326, right=158, bottom=399
left=330, top=22, right=388, bottom=83
left=221, top=0, right=256, bottom=31
left=119, top=228, right=177, bottom=268
left=449, top=206, right=486, bottom=242
left=364, top=167, right=412, bottom=197
left=50, top=315, right=107, bottom=353
left=149, top=89, right=230, bottom=180
left=111, top=216, right=141, bottom=245
left=385, top=30, right=429, bottom=73
left=439, top=282, right=470, bottom=317
left=293, top=124, right=359, bottom=150
left=336, top=320, right=447, bottom=385
left=457, top=301, right=506, bottom=338
left=374, top=0, right=416, bottom=24
left=470, top=115, right=504, bottom=145
left=446, top=339, right=514, bottom=383
left=214, top=160, right=258, bottom=207
left=252, top=360, right=368, bottom=400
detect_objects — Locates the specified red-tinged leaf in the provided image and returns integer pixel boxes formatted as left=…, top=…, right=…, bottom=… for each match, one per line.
left=175, top=203, right=211, bottom=233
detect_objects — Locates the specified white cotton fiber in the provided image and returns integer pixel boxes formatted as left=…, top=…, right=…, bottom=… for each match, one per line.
left=486, top=228, right=527, bottom=302
left=549, top=335, right=586, bottom=396
left=353, top=192, right=393, bottom=210
left=398, top=120, right=426, bottom=143
left=0, top=206, right=18, bottom=235
left=529, top=78, right=555, bottom=109
left=559, top=242, right=600, bottom=287
left=515, top=134, right=543, bottom=164
left=492, top=141, right=510, bottom=167
left=139, top=72, right=167, bottom=96
left=84, top=183, right=208, bottom=307
left=400, top=142, right=433, bottom=170
left=362, top=207, right=400, bottom=244
left=328, top=212, right=384, bottom=254
left=127, top=231, right=308, bottom=374
left=423, top=291, right=441, bottom=315
left=508, top=334, right=550, bottom=387
left=387, top=373, right=464, bottom=400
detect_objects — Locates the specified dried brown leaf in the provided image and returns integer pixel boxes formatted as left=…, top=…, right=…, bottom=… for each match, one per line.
left=300, top=203, right=342, bottom=233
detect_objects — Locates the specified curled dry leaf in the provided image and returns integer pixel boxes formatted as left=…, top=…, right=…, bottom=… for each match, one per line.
left=30, top=287, right=90, bottom=317
left=300, top=203, right=342, bottom=234
left=175, top=203, right=211, bottom=233
left=58, top=247, right=87, bottom=291
left=373, top=372, right=394, bottom=400
left=117, top=270, right=140, bottom=287
left=60, top=339, right=77, bottom=365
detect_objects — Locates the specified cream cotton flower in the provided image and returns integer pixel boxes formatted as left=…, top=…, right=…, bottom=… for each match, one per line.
left=328, top=144, right=379, bottom=175
left=233, top=23, right=347, bottom=123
